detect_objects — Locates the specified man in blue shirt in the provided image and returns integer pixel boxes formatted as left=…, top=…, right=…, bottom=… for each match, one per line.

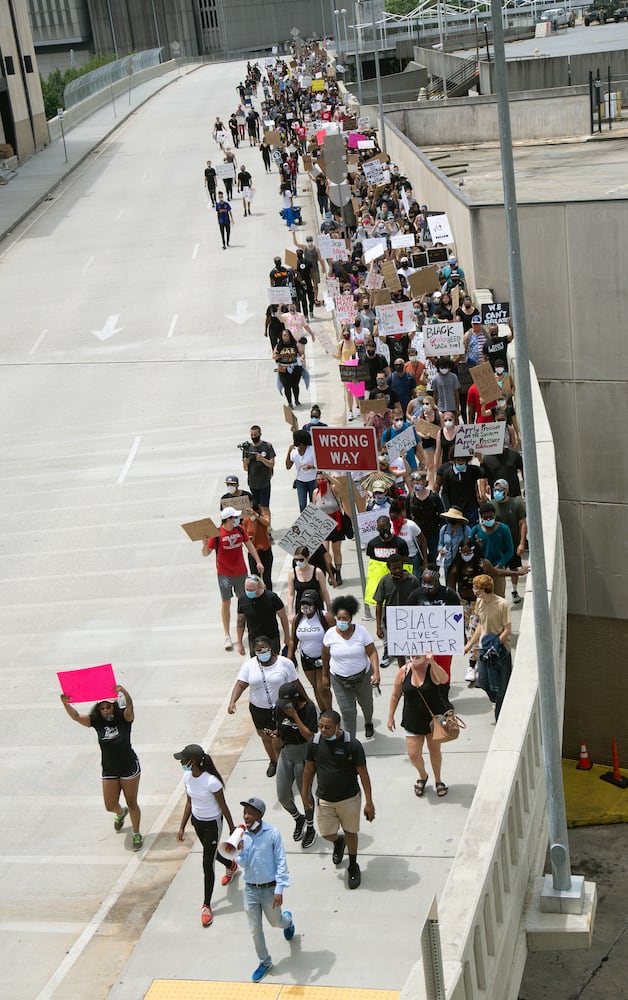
left=215, top=190, right=234, bottom=249
left=236, top=796, right=295, bottom=982
left=470, top=503, right=514, bottom=597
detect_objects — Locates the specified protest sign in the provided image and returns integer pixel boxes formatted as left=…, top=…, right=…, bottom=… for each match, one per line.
left=312, top=79, right=326, bottom=92
left=181, top=517, right=220, bottom=542
left=357, top=115, right=370, bottom=130
left=359, top=398, right=387, bottom=416
left=357, top=139, right=376, bottom=150
left=385, top=425, right=418, bottom=462
left=214, top=162, right=235, bottom=179
left=427, top=246, right=449, bottom=264
left=400, top=187, right=411, bottom=217
left=318, top=234, right=333, bottom=259
left=334, top=474, right=367, bottom=514
left=422, top=322, right=465, bottom=357
left=347, top=380, right=366, bottom=399
left=365, top=271, right=384, bottom=290
left=382, top=260, right=401, bottom=292
left=390, top=233, right=416, bottom=250
left=471, top=362, right=501, bottom=403
left=284, top=404, right=298, bottom=432
left=329, top=238, right=348, bottom=261
left=427, top=214, right=454, bottom=244
left=386, top=605, right=464, bottom=656
left=57, top=663, right=118, bottom=703
left=408, top=265, right=440, bottom=298
left=375, top=302, right=415, bottom=335
left=279, top=505, right=337, bottom=555
left=335, top=293, right=356, bottom=324
left=415, top=417, right=440, bottom=439
left=285, top=248, right=297, bottom=269
left=371, top=288, right=391, bottom=306
left=302, top=154, right=312, bottom=172
left=357, top=509, right=382, bottom=546
left=453, top=421, right=506, bottom=457
left=327, top=276, right=341, bottom=298
left=339, top=361, right=369, bottom=382
left=451, top=285, right=460, bottom=315
left=268, top=286, right=292, bottom=304
left=481, top=302, right=510, bottom=325
left=219, top=494, right=250, bottom=513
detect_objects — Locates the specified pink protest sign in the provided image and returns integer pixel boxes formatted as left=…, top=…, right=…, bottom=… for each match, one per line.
left=347, top=380, right=366, bottom=398
left=348, top=132, right=367, bottom=149
left=57, top=663, right=117, bottom=703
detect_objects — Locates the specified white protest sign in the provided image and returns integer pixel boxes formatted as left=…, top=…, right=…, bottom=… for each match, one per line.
left=390, top=233, right=416, bottom=250
left=453, top=421, right=506, bottom=457
left=327, top=276, right=341, bottom=298
left=301, top=75, right=313, bottom=88
left=427, top=213, right=453, bottom=244
left=422, top=322, right=465, bottom=357
left=362, top=159, right=385, bottom=184
left=279, top=505, right=337, bottom=555
left=386, top=605, right=465, bottom=656
left=365, top=271, right=384, bottom=290
left=335, top=293, right=356, bottom=324
left=357, top=115, right=370, bottom=129
left=330, top=239, right=348, bottom=261
left=400, top=187, right=411, bottom=217
left=268, top=286, right=293, bottom=304
left=385, top=425, right=418, bottom=462
left=357, top=510, right=382, bottom=546
left=376, top=302, right=416, bottom=335
left=214, top=162, right=235, bottom=179
left=318, top=234, right=333, bottom=259
left=364, top=241, right=386, bottom=264
left=357, top=139, right=376, bottom=150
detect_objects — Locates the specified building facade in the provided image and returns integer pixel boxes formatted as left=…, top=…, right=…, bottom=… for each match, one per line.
left=0, top=0, right=47, bottom=158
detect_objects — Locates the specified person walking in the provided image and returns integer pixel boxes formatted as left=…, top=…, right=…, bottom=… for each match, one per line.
left=215, top=190, right=234, bottom=249
left=237, top=164, right=253, bottom=216
left=322, top=595, right=380, bottom=740
left=202, top=507, right=264, bottom=652
left=302, top=709, right=375, bottom=890
left=174, top=744, right=237, bottom=927
left=236, top=574, right=290, bottom=656
left=204, top=160, right=217, bottom=206
left=272, top=683, right=318, bottom=848
left=236, top=796, right=296, bottom=982
left=60, top=685, right=143, bottom=851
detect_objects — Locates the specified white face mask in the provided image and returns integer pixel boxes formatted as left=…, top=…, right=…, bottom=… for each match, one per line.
left=495, top=366, right=505, bottom=376
left=226, top=485, right=236, bottom=494
left=249, top=819, right=261, bottom=831
left=394, top=419, right=404, bottom=429
left=461, top=551, right=475, bottom=562
left=444, top=419, right=454, bottom=427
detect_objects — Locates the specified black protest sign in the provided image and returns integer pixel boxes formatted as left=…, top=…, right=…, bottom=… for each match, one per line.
left=482, top=302, right=510, bottom=325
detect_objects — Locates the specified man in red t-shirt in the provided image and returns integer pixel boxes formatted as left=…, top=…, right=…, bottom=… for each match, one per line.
left=467, top=382, right=496, bottom=424
left=202, top=507, right=264, bottom=651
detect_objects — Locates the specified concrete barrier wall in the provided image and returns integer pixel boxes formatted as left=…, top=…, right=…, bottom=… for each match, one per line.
left=387, top=89, right=590, bottom=144
left=353, top=66, right=428, bottom=105
left=480, top=47, right=628, bottom=93
left=47, top=60, right=178, bottom=141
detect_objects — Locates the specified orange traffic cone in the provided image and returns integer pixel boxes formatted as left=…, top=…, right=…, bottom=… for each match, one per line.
left=576, top=741, right=592, bottom=771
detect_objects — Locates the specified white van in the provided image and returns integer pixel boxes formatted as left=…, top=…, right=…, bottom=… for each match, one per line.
left=540, top=7, right=576, bottom=26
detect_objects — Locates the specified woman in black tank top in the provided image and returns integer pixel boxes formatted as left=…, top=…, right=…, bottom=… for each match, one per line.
left=287, top=545, right=331, bottom=621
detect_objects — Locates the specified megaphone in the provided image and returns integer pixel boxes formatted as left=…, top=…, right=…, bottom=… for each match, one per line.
left=218, top=824, right=245, bottom=860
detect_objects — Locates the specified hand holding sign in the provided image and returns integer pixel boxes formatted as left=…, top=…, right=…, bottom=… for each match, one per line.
left=58, top=663, right=118, bottom=703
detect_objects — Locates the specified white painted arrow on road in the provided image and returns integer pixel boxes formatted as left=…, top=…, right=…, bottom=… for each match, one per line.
left=92, top=315, right=123, bottom=341
left=225, top=301, right=254, bottom=325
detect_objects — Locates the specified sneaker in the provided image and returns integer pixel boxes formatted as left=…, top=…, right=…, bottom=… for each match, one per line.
left=364, top=723, right=374, bottom=739
left=380, top=655, right=391, bottom=668
left=347, top=411, right=354, bottom=421
left=266, top=760, right=277, bottom=777
left=224, top=635, right=233, bottom=651
left=283, top=911, right=295, bottom=940
left=114, top=806, right=128, bottom=831
left=464, top=665, right=477, bottom=683
left=132, top=833, right=143, bottom=851
left=221, top=860, right=238, bottom=886
left=293, top=815, right=306, bottom=841
left=201, top=905, right=213, bottom=927
left=512, top=591, right=522, bottom=604
left=251, top=961, right=272, bottom=983
left=348, top=864, right=361, bottom=889
left=301, top=826, right=316, bottom=849
left=332, top=834, right=346, bottom=866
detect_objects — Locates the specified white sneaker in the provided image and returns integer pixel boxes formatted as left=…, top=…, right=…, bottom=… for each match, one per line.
left=224, top=635, right=233, bottom=651
left=348, top=411, right=354, bottom=421
left=465, top=665, right=477, bottom=683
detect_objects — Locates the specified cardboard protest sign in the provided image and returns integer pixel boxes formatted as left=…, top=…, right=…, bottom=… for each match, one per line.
left=385, top=425, right=418, bottom=462
left=382, top=260, right=401, bottom=292
left=284, top=404, right=298, bottom=432
left=181, top=517, right=220, bottom=542
left=386, top=605, right=464, bottom=656
left=481, top=302, right=510, bottom=325
left=220, top=494, right=250, bottom=513
left=427, top=213, right=454, bottom=244
left=265, top=129, right=283, bottom=147
left=390, top=233, right=416, bottom=250
left=285, top=248, right=297, bottom=269
left=365, top=271, right=384, bottom=290
left=268, top=286, right=292, bottom=304
left=335, top=293, right=356, bottom=324
left=415, top=417, right=440, bottom=439
left=340, top=361, right=369, bottom=382
left=334, top=473, right=367, bottom=513
left=359, top=398, right=388, bottom=416
left=408, top=265, right=440, bottom=298
left=451, top=285, right=460, bottom=315
left=422, top=322, right=465, bottom=357
left=57, top=663, right=117, bottom=703
left=453, top=421, right=506, bottom=457
left=471, top=362, right=501, bottom=403
left=279, top=505, right=336, bottom=555
left=372, top=288, right=391, bottom=306
left=302, top=154, right=312, bottom=171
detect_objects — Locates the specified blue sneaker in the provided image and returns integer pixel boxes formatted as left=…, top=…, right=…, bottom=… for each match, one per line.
left=251, top=961, right=272, bottom=982
left=283, top=911, right=295, bottom=940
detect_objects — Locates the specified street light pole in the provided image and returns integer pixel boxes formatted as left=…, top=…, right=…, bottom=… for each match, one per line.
left=370, top=0, right=386, bottom=151
left=341, top=8, right=349, bottom=59
left=105, top=0, right=119, bottom=59
left=334, top=8, right=342, bottom=56
left=354, top=2, right=363, bottom=106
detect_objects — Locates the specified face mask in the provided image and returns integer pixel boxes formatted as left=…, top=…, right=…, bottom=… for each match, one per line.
left=295, top=559, right=306, bottom=568
left=461, top=551, right=475, bottom=563
left=367, top=349, right=375, bottom=357
left=335, top=620, right=350, bottom=631
left=249, top=819, right=261, bottom=831
left=324, top=734, right=338, bottom=741
left=482, top=518, right=496, bottom=529
left=233, top=517, right=241, bottom=527
left=181, top=763, right=193, bottom=771
left=226, top=485, right=236, bottom=494
left=343, top=332, right=351, bottom=339
left=257, top=650, right=272, bottom=662
left=309, top=416, right=319, bottom=424
left=439, top=368, right=449, bottom=375
left=373, top=494, right=387, bottom=505
left=245, top=589, right=257, bottom=599
left=493, top=489, right=505, bottom=501
left=444, top=419, right=454, bottom=427
left=495, top=366, right=505, bottom=376
left=251, top=435, right=261, bottom=443
left=394, top=419, right=404, bottom=429
left=455, top=463, right=466, bottom=473
left=422, top=582, right=436, bottom=592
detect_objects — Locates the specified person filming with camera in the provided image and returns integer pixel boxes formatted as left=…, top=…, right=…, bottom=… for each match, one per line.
left=241, top=425, right=276, bottom=524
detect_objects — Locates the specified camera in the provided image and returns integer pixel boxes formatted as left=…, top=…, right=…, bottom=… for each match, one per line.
left=237, top=441, right=253, bottom=459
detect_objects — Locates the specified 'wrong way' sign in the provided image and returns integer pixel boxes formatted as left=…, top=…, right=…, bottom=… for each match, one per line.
left=311, top=426, right=378, bottom=472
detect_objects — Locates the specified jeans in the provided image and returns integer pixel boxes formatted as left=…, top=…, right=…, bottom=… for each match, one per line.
left=190, top=815, right=229, bottom=906
left=276, top=743, right=314, bottom=821
left=330, top=668, right=373, bottom=738
left=244, top=883, right=292, bottom=963
left=219, top=221, right=231, bottom=247
left=295, top=478, right=316, bottom=512
left=249, top=548, right=273, bottom=590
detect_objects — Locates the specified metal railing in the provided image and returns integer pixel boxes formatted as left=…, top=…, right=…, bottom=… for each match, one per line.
left=64, top=49, right=164, bottom=109
left=427, top=55, right=478, bottom=98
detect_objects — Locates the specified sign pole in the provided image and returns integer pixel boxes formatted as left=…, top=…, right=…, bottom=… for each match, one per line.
left=345, top=472, right=372, bottom=619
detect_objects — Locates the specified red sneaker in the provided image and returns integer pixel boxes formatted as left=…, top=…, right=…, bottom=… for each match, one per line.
left=221, top=861, right=238, bottom=886
left=201, top=905, right=213, bottom=927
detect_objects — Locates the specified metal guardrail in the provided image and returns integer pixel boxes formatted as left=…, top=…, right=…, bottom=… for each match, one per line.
left=427, top=55, right=478, bottom=98
left=64, top=49, right=164, bottom=108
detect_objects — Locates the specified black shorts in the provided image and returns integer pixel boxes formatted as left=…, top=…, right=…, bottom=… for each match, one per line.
left=249, top=704, right=276, bottom=731
left=506, top=554, right=522, bottom=570
left=102, top=752, right=141, bottom=780
left=301, top=652, right=322, bottom=672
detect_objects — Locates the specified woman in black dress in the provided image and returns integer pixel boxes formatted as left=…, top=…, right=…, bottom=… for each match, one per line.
left=387, top=654, right=450, bottom=798
left=60, top=685, right=143, bottom=850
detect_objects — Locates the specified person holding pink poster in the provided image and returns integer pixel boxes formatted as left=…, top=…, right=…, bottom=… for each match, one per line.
left=60, top=685, right=143, bottom=851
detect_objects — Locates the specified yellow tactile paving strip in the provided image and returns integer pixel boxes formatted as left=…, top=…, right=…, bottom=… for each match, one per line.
left=144, top=983, right=399, bottom=1000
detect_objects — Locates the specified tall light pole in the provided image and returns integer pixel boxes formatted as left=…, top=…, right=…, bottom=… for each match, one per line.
left=341, top=8, right=349, bottom=58
left=354, top=2, right=363, bottom=106
left=333, top=9, right=342, bottom=56
left=150, top=0, right=161, bottom=47
left=105, top=0, right=119, bottom=59
left=370, top=0, right=386, bottom=151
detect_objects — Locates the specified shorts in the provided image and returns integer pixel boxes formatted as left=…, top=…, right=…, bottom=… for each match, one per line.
left=217, top=573, right=247, bottom=601
left=102, top=752, right=141, bottom=780
left=506, top=554, right=522, bottom=570
left=317, top=792, right=361, bottom=836
left=249, top=703, right=276, bottom=731
left=301, top=651, right=322, bottom=672
left=250, top=484, right=271, bottom=508
left=241, top=186, right=251, bottom=198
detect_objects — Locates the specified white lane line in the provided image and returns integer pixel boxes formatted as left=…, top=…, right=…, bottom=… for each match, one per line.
left=81, top=255, right=95, bottom=273
left=29, top=329, right=47, bottom=355
left=33, top=685, right=235, bottom=1000
left=166, top=313, right=178, bottom=338
left=115, top=208, right=125, bottom=221
left=192, top=242, right=200, bottom=259
left=116, top=435, right=142, bottom=484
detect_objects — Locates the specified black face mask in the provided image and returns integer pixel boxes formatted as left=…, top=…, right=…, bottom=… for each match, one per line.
left=251, top=435, right=261, bottom=443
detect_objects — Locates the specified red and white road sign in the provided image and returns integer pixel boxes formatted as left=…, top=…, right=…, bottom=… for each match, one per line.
left=311, top=426, right=378, bottom=472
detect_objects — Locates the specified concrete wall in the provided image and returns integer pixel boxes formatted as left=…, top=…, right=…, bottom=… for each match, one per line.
left=387, top=88, right=590, bottom=144
left=0, top=0, right=48, bottom=158
left=349, top=65, right=428, bottom=106
left=480, top=47, right=628, bottom=94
